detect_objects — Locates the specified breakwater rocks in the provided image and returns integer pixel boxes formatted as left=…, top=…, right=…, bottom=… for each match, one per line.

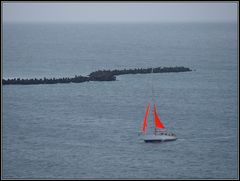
left=3, top=66, right=192, bottom=85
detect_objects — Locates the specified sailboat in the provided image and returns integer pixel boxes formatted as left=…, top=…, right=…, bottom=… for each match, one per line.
left=141, top=103, right=177, bottom=142
left=140, top=68, right=177, bottom=142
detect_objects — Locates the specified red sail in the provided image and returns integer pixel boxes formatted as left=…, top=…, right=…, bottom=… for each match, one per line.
left=142, top=103, right=150, bottom=133
left=154, top=104, right=165, bottom=129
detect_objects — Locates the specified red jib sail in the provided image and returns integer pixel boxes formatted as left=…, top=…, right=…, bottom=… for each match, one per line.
left=154, top=104, right=165, bottom=129
left=142, top=103, right=150, bottom=133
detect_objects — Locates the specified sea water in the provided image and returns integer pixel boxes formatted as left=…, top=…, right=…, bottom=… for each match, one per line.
left=2, top=22, right=238, bottom=179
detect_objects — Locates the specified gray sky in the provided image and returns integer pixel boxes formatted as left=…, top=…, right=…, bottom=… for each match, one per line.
left=2, top=2, right=238, bottom=23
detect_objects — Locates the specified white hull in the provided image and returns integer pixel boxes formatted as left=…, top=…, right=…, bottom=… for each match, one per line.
left=143, top=134, right=177, bottom=142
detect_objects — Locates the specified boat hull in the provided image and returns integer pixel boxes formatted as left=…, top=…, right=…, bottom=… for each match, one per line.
left=143, top=135, right=177, bottom=142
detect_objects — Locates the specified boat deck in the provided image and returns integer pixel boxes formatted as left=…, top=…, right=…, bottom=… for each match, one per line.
left=143, top=132, right=177, bottom=142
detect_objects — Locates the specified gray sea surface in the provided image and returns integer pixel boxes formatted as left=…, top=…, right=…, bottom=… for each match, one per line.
left=2, top=22, right=238, bottom=179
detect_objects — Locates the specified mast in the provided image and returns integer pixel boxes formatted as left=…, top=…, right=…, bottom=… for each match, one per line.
left=151, top=68, right=155, bottom=104
left=151, top=68, right=157, bottom=134
left=151, top=68, right=166, bottom=134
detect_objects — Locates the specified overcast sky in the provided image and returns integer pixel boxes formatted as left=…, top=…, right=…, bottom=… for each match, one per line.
left=2, top=2, right=238, bottom=23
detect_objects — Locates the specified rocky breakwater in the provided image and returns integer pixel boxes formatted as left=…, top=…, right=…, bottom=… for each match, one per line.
left=2, top=66, right=192, bottom=85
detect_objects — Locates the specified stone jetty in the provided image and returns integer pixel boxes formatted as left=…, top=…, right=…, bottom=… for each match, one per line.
left=2, top=66, right=192, bottom=85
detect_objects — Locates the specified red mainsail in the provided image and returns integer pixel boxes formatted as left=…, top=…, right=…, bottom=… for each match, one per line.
left=154, top=104, right=165, bottom=129
left=142, top=103, right=150, bottom=133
